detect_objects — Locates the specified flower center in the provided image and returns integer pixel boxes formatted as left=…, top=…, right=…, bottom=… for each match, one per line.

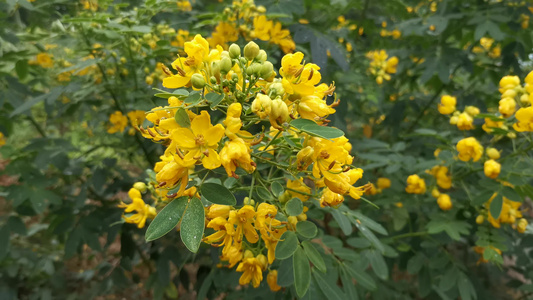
left=195, top=134, right=205, bottom=145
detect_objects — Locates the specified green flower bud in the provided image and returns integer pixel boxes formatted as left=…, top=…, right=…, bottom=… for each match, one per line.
left=260, top=61, right=274, bottom=78
left=191, top=73, right=206, bottom=89
left=243, top=41, right=260, bottom=61
left=133, top=182, right=147, bottom=193
left=219, top=57, right=232, bottom=74
left=229, top=44, right=241, bottom=59
left=231, top=73, right=239, bottom=82
left=257, top=50, right=267, bottom=62
left=221, top=50, right=230, bottom=59
left=210, top=76, right=217, bottom=84
left=211, top=61, right=220, bottom=76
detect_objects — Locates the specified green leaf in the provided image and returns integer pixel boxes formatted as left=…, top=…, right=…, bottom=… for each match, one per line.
left=301, top=124, right=344, bottom=140
left=184, top=92, right=201, bottom=104
left=255, top=186, right=272, bottom=201
left=271, top=181, right=285, bottom=198
left=346, top=237, right=371, bottom=249
left=353, top=220, right=385, bottom=253
left=406, top=253, right=425, bottom=274
left=313, top=269, right=346, bottom=299
left=275, top=231, right=299, bottom=260
left=180, top=197, right=205, bottom=253
left=296, top=221, right=318, bottom=239
left=302, top=241, right=326, bottom=273
left=489, top=194, right=503, bottom=220
left=277, top=256, right=294, bottom=287
left=439, top=267, right=458, bottom=291
left=174, top=107, right=190, bottom=128
left=457, top=272, right=477, bottom=300
left=200, top=183, right=236, bottom=205
left=367, top=250, right=388, bottom=280
left=331, top=209, right=352, bottom=235
left=426, top=218, right=471, bottom=241
left=350, top=211, right=387, bottom=236
left=344, top=263, right=377, bottom=291
left=145, top=197, right=188, bottom=242
left=285, top=198, right=303, bottom=216
left=16, top=60, right=28, bottom=80
left=483, top=248, right=503, bottom=264
left=205, top=93, right=224, bottom=108
left=290, top=119, right=316, bottom=130
left=0, top=226, right=9, bottom=260
left=502, top=186, right=521, bottom=203
left=340, top=269, right=359, bottom=300
left=294, top=246, right=311, bottom=298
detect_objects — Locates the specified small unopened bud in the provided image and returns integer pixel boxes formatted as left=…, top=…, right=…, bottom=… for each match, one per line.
left=465, top=106, right=480, bottom=117
left=507, top=132, right=517, bottom=139
left=261, top=61, right=274, bottom=78
left=133, top=182, right=147, bottom=193
left=449, top=116, right=459, bottom=125
left=220, top=51, right=230, bottom=59
left=476, top=215, right=484, bottom=224
left=191, top=73, right=206, bottom=89
left=268, top=82, right=285, bottom=97
left=219, top=57, right=232, bottom=74
left=431, top=188, right=440, bottom=198
left=257, top=50, right=267, bottom=62
left=231, top=73, right=239, bottom=82
left=210, top=76, right=217, bottom=84
left=520, top=94, right=529, bottom=104
left=244, top=41, right=260, bottom=61
left=229, top=44, right=241, bottom=59
left=251, top=93, right=272, bottom=119
left=257, top=5, right=266, bottom=13
left=270, top=98, right=289, bottom=128
left=296, top=146, right=314, bottom=170
left=486, top=147, right=500, bottom=160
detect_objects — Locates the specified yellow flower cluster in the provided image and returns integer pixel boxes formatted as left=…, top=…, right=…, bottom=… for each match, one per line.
left=472, top=37, right=501, bottom=58
left=366, top=177, right=391, bottom=196
left=29, top=53, right=54, bottom=68
left=427, top=165, right=451, bottom=189
left=477, top=193, right=528, bottom=233
left=366, top=50, right=399, bottom=84
left=405, top=174, right=426, bottom=194
left=121, top=35, right=369, bottom=289
left=437, top=95, right=456, bottom=114
left=107, top=110, right=146, bottom=134
left=207, top=0, right=295, bottom=53
left=456, top=137, right=483, bottom=162
left=438, top=95, right=480, bottom=130
left=118, top=187, right=157, bottom=228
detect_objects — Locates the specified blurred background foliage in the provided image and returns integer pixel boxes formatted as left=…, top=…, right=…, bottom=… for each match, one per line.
left=1, top=0, right=533, bottom=299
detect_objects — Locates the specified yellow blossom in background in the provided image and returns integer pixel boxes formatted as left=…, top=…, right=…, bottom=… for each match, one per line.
left=377, top=177, right=391, bottom=190
left=177, top=0, right=192, bottom=11
left=427, top=166, right=452, bottom=189
left=30, top=53, right=54, bottom=68
left=107, top=111, right=128, bottom=134
left=438, top=95, right=456, bottom=114
left=482, top=117, right=504, bottom=133
left=405, top=174, right=426, bottom=194
left=81, top=0, right=98, bottom=11
left=456, top=137, right=483, bottom=162
left=437, top=194, right=452, bottom=211
left=127, top=110, right=146, bottom=127
left=267, top=270, right=281, bottom=292
left=0, top=132, right=6, bottom=147
left=474, top=246, right=502, bottom=264
left=366, top=50, right=398, bottom=84
left=499, top=97, right=516, bottom=118
left=486, top=148, right=500, bottom=160
left=484, top=159, right=501, bottom=179
left=117, top=188, right=156, bottom=228
left=485, top=194, right=524, bottom=229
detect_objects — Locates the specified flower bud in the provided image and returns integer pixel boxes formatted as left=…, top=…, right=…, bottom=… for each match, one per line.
left=231, top=73, right=239, bottom=82
left=476, top=215, right=484, bottom=224
left=507, top=132, right=517, bottom=139
left=220, top=51, right=230, bottom=59
left=520, top=94, right=529, bottom=104
left=257, top=5, right=266, bottom=13
left=270, top=98, right=289, bottom=128
left=219, top=57, right=232, bottom=75
left=486, top=148, right=500, bottom=160
left=296, top=146, right=314, bottom=170
left=437, top=194, right=452, bottom=211
left=133, top=182, right=147, bottom=193
left=449, top=116, right=459, bottom=125
left=244, top=41, right=260, bottom=61
left=465, top=106, right=480, bottom=117
left=431, top=187, right=440, bottom=198
left=261, top=61, right=274, bottom=78
left=229, top=43, right=241, bottom=59
left=268, top=82, right=285, bottom=97
left=191, top=73, right=206, bottom=89
left=251, top=93, right=272, bottom=119
left=257, top=50, right=267, bottom=62
left=210, top=76, right=217, bottom=84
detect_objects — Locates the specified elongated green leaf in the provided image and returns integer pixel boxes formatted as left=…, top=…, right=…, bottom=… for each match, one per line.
left=331, top=210, right=352, bottom=235
left=275, top=231, right=298, bottom=260
left=200, top=183, right=236, bottom=205
left=353, top=221, right=385, bottom=253
left=502, top=186, right=521, bottom=203
left=367, top=250, right=388, bottom=280
left=205, top=93, right=224, bottom=108
left=341, top=269, right=359, bottom=300
left=350, top=211, right=388, bottom=236
left=285, top=198, right=303, bottom=216
left=489, top=194, right=503, bottom=220
left=180, top=197, right=205, bottom=253
left=0, top=226, right=9, bottom=260
left=294, top=246, right=311, bottom=298
left=290, top=119, right=316, bottom=130
left=302, top=241, right=326, bottom=273
left=184, top=92, right=201, bottom=104
left=296, top=221, right=318, bottom=239
left=277, top=256, right=294, bottom=287
left=301, top=124, right=344, bottom=140
left=457, top=272, right=477, bottom=300
left=313, top=269, right=346, bottom=300
left=174, top=108, right=190, bottom=128
left=145, top=197, right=188, bottom=242
left=344, top=263, right=377, bottom=291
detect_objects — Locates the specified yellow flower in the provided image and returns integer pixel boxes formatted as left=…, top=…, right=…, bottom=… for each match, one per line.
left=270, top=22, right=296, bottom=53
left=35, top=53, right=54, bottom=68
left=427, top=166, right=452, bottom=189
left=220, top=138, right=256, bottom=178
left=154, top=154, right=189, bottom=193
left=456, top=112, right=475, bottom=130
left=286, top=178, right=311, bottom=201
left=236, top=251, right=267, bottom=288
left=499, top=75, right=520, bottom=93
left=127, top=110, right=146, bottom=127
left=207, top=204, right=231, bottom=219
left=319, top=188, right=345, bottom=208
left=474, top=246, right=501, bottom=264
left=251, top=94, right=272, bottom=119
left=484, top=159, right=501, bottom=179
left=499, top=97, right=516, bottom=118
left=482, top=117, right=504, bottom=133
left=486, top=148, right=500, bottom=160
left=437, top=95, right=456, bottom=115
left=405, top=174, right=426, bottom=194
left=517, top=218, right=528, bottom=233
left=171, top=110, right=225, bottom=169
left=229, top=205, right=259, bottom=244
left=163, top=35, right=211, bottom=89
left=118, top=188, right=156, bottom=228
left=485, top=194, right=523, bottom=228
left=267, top=270, right=282, bottom=292
left=366, top=183, right=379, bottom=195
left=252, top=15, right=273, bottom=40
left=107, top=111, right=128, bottom=134
left=437, top=194, right=452, bottom=211
left=513, top=106, right=533, bottom=132
left=177, top=0, right=192, bottom=11
left=456, top=137, right=483, bottom=162
left=377, top=177, right=391, bottom=190
left=280, top=52, right=321, bottom=96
